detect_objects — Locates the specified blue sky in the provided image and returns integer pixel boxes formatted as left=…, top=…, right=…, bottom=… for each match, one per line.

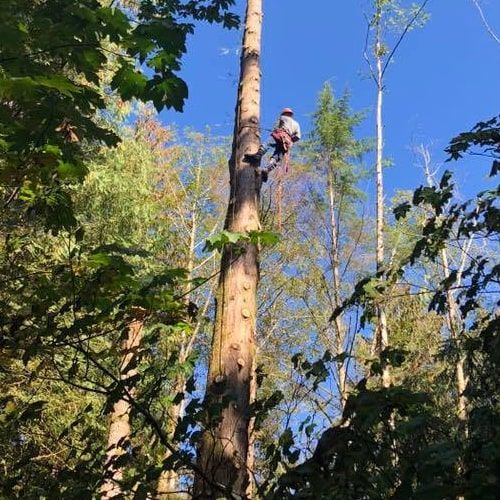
left=161, top=0, right=500, bottom=202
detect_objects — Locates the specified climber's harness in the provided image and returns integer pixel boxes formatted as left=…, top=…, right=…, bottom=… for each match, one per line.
left=270, top=129, right=294, bottom=172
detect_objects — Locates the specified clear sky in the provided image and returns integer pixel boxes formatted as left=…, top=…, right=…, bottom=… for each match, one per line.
left=161, top=0, right=500, bottom=202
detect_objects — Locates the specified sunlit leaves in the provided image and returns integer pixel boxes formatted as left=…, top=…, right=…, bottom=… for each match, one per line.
left=112, top=65, right=148, bottom=101
left=204, top=230, right=247, bottom=252
left=446, top=115, right=500, bottom=163
left=204, top=229, right=280, bottom=252
left=283, top=116, right=500, bottom=498
left=0, top=0, right=238, bottom=229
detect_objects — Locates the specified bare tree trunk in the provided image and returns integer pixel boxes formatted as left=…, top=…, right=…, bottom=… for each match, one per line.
left=157, top=199, right=210, bottom=499
left=374, top=21, right=391, bottom=389
left=157, top=399, right=183, bottom=499
left=101, top=313, right=144, bottom=499
left=157, top=294, right=213, bottom=499
left=194, top=0, right=262, bottom=496
left=327, top=167, right=348, bottom=408
left=441, top=249, right=468, bottom=424
left=419, top=144, right=469, bottom=426
left=245, top=345, right=258, bottom=499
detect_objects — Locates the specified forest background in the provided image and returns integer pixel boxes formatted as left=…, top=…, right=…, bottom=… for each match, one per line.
left=0, top=0, right=499, bottom=499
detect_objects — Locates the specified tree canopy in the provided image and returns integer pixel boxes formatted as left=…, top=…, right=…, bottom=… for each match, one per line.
left=0, top=1, right=498, bottom=498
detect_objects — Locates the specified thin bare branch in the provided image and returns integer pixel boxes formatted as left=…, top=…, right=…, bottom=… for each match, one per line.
left=470, top=0, right=500, bottom=45
left=381, top=0, right=431, bottom=78
left=363, top=14, right=379, bottom=85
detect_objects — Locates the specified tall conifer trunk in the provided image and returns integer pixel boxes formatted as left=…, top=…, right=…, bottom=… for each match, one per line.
left=194, top=0, right=262, bottom=496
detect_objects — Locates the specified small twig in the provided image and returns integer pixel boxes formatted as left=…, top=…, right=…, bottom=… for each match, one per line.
left=470, top=0, right=500, bottom=46
left=3, top=187, right=20, bottom=208
left=363, top=14, right=379, bottom=85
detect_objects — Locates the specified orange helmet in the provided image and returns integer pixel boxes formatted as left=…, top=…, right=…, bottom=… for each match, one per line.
left=281, top=107, right=294, bottom=116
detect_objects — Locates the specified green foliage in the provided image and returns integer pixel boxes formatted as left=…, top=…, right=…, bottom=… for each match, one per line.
left=204, top=229, right=248, bottom=252
left=204, top=229, right=280, bottom=252
left=304, top=82, right=371, bottom=194
left=446, top=115, right=500, bottom=172
left=0, top=7, right=237, bottom=489
left=271, top=116, right=499, bottom=498
left=0, top=0, right=237, bottom=229
left=0, top=113, right=233, bottom=495
left=1, top=4, right=498, bottom=494
left=381, top=1, right=430, bottom=33
left=367, top=0, right=430, bottom=82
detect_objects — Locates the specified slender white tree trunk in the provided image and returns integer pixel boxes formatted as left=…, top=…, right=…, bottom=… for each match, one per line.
left=327, top=166, right=348, bottom=408
left=420, top=144, right=469, bottom=426
left=157, top=188, right=213, bottom=498
left=157, top=292, right=213, bottom=499
left=441, top=249, right=468, bottom=424
left=375, top=29, right=391, bottom=389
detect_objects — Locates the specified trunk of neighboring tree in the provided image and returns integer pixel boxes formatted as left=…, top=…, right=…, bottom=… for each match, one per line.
left=420, top=144, right=469, bottom=427
left=245, top=345, right=258, bottom=498
left=194, top=0, right=262, bottom=496
left=327, top=166, right=348, bottom=409
left=157, top=295, right=213, bottom=498
left=442, top=248, right=469, bottom=500
left=101, top=314, right=144, bottom=499
left=157, top=199, right=198, bottom=500
left=157, top=377, right=185, bottom=499
left=157, top=199, right=213, bottom=499
left=441, top=249, right=468, bottom=424
left=418, top=154, right=469, bottom=500
left=374, top=14, right=391, bottom=389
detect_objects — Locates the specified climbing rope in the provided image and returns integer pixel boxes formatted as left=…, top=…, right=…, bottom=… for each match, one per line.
left=277, top=173, right=283, bottom=231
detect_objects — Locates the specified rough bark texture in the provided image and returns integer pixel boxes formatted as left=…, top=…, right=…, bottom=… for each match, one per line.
left=245, top=345, right=258, bottom=498
left=101, top=315, right=144, bottom=499
left=194, top=0, right=262, bottom=496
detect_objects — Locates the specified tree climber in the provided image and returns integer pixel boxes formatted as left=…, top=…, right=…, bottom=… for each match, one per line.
left=245, top=107, right=301, bottom=182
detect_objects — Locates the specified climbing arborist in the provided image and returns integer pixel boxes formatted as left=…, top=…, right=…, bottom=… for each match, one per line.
left=245, top=107, right=301, bottom=182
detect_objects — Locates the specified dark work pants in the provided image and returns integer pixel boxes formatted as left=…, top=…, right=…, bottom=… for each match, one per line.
left=263, top=142, right=285, bottom=170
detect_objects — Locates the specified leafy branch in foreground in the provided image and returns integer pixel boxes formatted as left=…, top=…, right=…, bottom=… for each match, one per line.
left=271, top=116, right=499, bottom=499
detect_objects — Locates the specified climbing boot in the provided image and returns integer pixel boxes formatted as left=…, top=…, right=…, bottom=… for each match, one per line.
left=267, top=157, right=278, bottom=172
left=258, top=167, right=268, bottom=183
left=244, top=144, right=267, bottom=163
